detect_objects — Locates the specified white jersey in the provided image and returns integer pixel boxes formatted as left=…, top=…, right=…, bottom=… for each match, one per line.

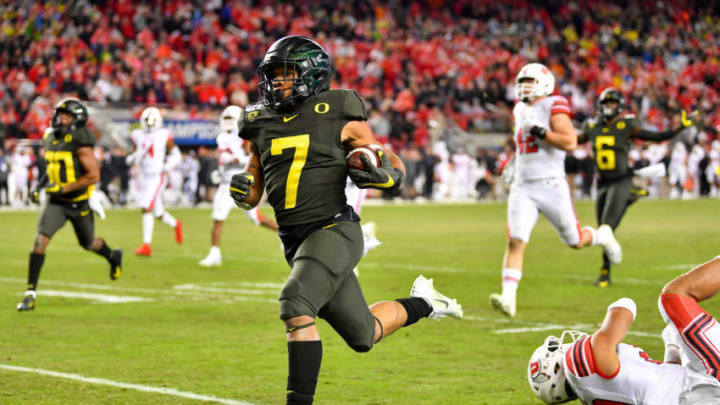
left=216, top=130, right=248, bottom=184
left=130, top=128, right=171, bottom=175
left=512, top=95, right=571, bottom=181
left=565, top=335, right=684, bottom=405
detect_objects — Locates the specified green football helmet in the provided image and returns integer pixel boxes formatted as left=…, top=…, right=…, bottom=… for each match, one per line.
left=257, top=36, right=332, bottom=111
left=596, top=88, right=625, bottom=122
left=52, top=98, right=88, bottom=130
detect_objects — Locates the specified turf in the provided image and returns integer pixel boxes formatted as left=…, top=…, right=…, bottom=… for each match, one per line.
left=0, top=199, right=717, bottom=404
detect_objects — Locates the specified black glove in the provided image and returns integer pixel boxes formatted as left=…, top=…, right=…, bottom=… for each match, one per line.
left=348, top=149, right=404, bottom=194
left=230, top=172, right=255, bottom=209
left=529, top=125, right=547, bottom=139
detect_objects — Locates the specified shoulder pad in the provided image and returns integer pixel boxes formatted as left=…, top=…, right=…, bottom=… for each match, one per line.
left=239, top=103, right=272, bottom=140
left=74, top=127, right=96, bottom=146
left=340, top=89, right=368, bottom=121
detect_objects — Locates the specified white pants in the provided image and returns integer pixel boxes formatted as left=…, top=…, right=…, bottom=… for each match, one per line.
left=345, top=180, right=368, bottom=215
left=507, top=177, right=581, bottom=245
left=212, top=183, right=262, bottom=225
left=139, top=173, right=167, bottom=216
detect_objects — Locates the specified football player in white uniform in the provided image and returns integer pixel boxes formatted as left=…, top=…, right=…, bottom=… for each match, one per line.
left=199, top=106, right=279, bottom=267
left=126, top=107, right=183, bottom=257
left=344, top=177, right=381, bottom=277
left=529, top=256, right=720, bottom=404
left=489, top=63, right=621, bottom=317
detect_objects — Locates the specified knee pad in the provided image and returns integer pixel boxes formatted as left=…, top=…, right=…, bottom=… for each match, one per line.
left=350, top=343, right=372, bottom=353
left=279, top=278, right=315, bottom=320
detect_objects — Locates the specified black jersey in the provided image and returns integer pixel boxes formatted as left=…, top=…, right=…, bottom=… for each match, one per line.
left=42, top=126, right=95, bottom=202
left=239, top=89, right=368, bottom=226
left=582, top=114, right=640, bottom=181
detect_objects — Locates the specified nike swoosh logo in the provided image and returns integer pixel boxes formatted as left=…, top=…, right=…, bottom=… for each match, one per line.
left=361, top=173, right=395, bottom=189
left=433, top=299, right=449, bottom=309
left=283, top=114, right=298, bottom=123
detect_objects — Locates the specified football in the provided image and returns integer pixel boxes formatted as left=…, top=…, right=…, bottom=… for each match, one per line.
left=346, top=145, right=382, bottom=171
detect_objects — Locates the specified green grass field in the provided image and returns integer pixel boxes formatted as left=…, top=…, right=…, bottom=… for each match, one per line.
left=1, top=199, right=718, bottom=404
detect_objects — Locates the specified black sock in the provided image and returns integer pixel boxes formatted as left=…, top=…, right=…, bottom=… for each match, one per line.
left=396, top=297, right=432, bottom=326
left=93, top=239, right=114, bottom=263
left=286, top=341, right=322, bottom=405
left=27, top=252, right=45, bottom=290
left=602, top=252, right=612, bottom=275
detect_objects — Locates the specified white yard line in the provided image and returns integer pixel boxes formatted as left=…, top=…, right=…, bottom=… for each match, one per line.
left=0, top=364, right=258, bottom=405
left=2, top=277, right=278, bottom=304
left=40, top=290, right=153, bottom=303
left=464, top=315, right=661, bottom=338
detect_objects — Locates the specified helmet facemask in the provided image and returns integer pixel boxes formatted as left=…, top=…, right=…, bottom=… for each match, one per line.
left=257, top=36, right=332, bottom=112
left=597, top=88, right=625, bottom=123
left=52, top=98, right=88, bottom=131
left=528, top=330, right=585, bottom=404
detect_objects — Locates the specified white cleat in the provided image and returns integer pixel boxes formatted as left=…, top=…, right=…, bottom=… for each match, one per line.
left=361, top=221, right=381, bottom=254
left=597, top=224, right=622, bottom=264
left=353, top=267, right=359, bottom=277
left=489, top=293, right=516, bottom=317
left=410, top=275, right=463, bottom=319
left=199, top=253, right=222, bottom=267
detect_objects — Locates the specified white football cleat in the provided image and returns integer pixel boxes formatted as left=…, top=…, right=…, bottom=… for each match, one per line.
left=489, top=293, right=516, bottom=317
left=410, top=275, right=463, bottom=319
left=597, top=224, right=622, bottom=264
left=361, top=221, right=381, bottom=255
left=199, top=251, right=222, bottom=267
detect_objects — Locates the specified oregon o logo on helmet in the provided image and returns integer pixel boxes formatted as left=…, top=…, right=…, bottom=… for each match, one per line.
left=64, top=134, right=72, bottom=143
left=314, top=103, right=329, bottom=114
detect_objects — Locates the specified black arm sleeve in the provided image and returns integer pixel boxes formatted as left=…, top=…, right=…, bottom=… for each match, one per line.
left=635, top=128, right=679, bottom=142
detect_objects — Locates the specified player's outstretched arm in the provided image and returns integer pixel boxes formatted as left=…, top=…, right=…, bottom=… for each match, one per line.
left=590, top=298, right=636, bottom=377
left=60, top=146, right=100, bottom=194
left=634, top=110, right=698, bottom=142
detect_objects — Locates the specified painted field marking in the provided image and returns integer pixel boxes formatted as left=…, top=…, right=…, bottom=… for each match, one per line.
left=40, top=290, right=153, bottom=303
left=1, top=277, right=278, bottom=304
left=464, top=315, right=661, bottom=338
left=0, top=364, right=257, bottom=405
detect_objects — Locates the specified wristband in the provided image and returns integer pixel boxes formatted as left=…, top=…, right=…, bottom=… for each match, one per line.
left=607, top=297, right=636, bottom=320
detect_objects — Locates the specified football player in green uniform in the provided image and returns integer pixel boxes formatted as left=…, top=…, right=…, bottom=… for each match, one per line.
left=230, top=36, right=463, bottom=405
left=17, top=99, right=122, bottom=311
left=578, top=88, right=696, bottom=287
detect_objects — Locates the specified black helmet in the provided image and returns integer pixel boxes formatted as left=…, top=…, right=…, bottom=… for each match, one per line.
left=257, top=36, right=332, bottom=111
left=596, top=88, right=625, bottom=122
left=52, top=98, right=88, bottom=130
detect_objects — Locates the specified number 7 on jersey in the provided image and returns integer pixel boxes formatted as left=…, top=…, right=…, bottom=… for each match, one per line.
left=271, top=134, right=310, bottom=209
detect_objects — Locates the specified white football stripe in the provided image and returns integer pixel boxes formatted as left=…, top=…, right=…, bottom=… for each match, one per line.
left=0, top=364, right=256, bottom=405
left=173, top=284, right=271, bottom=295
left=464, top=315, right=661, bottom=338
left=39, top=290, right=153, bottom=303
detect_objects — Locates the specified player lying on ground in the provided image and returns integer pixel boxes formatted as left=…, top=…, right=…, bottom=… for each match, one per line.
left=230, top=35, right=463, bottom=405
left=528, top=255, right=720, bottom=404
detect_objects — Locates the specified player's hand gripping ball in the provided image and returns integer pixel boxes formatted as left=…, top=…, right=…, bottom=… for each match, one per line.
left=346, top=145, right=381, bottom=171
